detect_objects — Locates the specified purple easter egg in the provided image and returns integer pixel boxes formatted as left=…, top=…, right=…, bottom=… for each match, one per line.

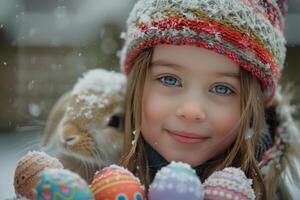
left=148, top=161, right=204, bottom=200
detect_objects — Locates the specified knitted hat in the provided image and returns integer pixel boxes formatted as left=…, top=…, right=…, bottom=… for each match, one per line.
left=120, top=0, right=287, bottom=99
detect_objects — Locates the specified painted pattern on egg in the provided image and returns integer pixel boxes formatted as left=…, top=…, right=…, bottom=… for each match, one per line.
left=90, top=165, right=146, bottom=200
left=36, top=168, right=93, bottom=200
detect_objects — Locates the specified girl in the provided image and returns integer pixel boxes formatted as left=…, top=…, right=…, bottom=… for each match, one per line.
left=119, top=0, right=299, bottom=199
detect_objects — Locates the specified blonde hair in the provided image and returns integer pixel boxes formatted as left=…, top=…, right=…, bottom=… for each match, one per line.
left=120, top=48, right=268, bottom=199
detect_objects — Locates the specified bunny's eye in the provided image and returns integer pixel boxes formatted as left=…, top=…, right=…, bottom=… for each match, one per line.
left=107, top=115, right=122, bottom=128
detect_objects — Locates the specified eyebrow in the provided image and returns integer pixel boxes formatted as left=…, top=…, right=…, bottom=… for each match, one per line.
left=151, top=60, right=182, bottom=69
left=215, top=71, right=240, bottom=78
left=151, top=59, right=239, bottom=78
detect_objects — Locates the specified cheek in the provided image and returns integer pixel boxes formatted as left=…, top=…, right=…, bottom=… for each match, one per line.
left=141, top=87, right=160, bottom=144
left=212, top=104, right=240, bottom=139
left=142, top=86, right=167, bottom=126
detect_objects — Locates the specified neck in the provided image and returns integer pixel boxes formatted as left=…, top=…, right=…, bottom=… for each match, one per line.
left=144, top=141, right=208, bottom=181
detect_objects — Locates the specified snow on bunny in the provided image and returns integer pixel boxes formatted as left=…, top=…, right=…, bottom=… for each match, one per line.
left=67, top=69, right=126, bottom=120
left=72, top=69, right=126, bottom=96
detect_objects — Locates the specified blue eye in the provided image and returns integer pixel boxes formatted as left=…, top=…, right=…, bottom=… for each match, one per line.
left=210, top=85, right=234, bottom=95
left=158, top=75, right=181, bottom=87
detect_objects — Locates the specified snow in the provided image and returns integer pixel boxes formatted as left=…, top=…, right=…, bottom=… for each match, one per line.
left=245, top=128, right=254, bottom=140
left=28, top=103, right=41, bottom=117
left=17, top=151, right=62, bottom=168
left=94, top=164, right=142, bottom=184
left=71, top=69, right=126, bottom=96
left=27, top=80, right=35, bottom=90
left=66, top=69, right=126, bottom=120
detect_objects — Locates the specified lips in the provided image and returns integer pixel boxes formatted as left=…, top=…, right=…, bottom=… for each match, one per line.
left=166, top=129, right=209, bottom=144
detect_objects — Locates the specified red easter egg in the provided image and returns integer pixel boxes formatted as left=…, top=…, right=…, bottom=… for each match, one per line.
left=90, top=165, right=145, bottom=200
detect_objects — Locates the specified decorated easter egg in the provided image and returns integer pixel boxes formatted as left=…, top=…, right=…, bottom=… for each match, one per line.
left=203, top=167, right=255, bottom=200
left=148, top=161, right=204, bottom=200
left=36, top=168, right=94, bottom=200
left=14, top=151, right=64, bottom=199
left=90, top=165, right=145, bottom=200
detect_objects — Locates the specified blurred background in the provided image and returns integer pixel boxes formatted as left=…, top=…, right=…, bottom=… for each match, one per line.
left=0, top=0, right=300, bottom=199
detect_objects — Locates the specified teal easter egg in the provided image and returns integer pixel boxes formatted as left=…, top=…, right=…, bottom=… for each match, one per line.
left=36, top=168, right=94, bottom=200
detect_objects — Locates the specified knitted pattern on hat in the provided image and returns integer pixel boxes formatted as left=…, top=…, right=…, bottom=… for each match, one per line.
left=120, top=0, right=286, bottom=99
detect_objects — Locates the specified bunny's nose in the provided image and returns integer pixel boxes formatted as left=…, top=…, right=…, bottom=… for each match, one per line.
left=64, top=135, right=79, bottom=145
left=65, top=136, right=75, bottom=142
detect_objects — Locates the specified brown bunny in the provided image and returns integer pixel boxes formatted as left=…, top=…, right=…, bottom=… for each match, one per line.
left=42, top=69, right=126, bottom=183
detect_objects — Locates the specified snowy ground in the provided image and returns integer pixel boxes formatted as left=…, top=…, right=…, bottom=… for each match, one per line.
left=0, top=126, right=300, bottom=200
left=0, top=126, right=44, bottom=200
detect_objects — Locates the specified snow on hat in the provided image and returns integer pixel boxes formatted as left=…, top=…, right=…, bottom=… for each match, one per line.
left=120, top=0, right=287, bottom=100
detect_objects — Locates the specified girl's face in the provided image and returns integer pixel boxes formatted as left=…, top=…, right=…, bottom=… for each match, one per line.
left=141, top=45, right=241, bottom=167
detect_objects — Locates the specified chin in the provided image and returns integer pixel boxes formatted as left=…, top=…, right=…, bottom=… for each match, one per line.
left=181, top=160, right=203, bottom=167
left=164, top=154, right=203, bottom=167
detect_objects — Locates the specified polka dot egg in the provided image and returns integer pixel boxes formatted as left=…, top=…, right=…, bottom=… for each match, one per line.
left=36, top=168, right=94, bottom=200
left=148, top=161, right=204, bottom=200
left=90, top=165, right=145, bottom=200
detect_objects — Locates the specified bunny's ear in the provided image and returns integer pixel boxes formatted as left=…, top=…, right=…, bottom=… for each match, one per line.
left=42, top=91, right=71, bottom=147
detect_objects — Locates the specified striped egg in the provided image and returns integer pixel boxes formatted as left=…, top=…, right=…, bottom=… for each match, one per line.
left=14, top=151, right=64, bottom=199
left=203, top=167, right=255, bottom=200
left=90, top=165, right=145, bottom=200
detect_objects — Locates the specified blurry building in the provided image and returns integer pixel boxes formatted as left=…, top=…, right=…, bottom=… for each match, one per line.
left=0, top=0, right=134, bottom=131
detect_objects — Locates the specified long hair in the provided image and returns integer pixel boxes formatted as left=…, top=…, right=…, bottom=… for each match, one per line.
left=120, top=48, right=268, bottom=199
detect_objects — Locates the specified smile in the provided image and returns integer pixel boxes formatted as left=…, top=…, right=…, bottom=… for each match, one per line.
left=166, top=129, right=209, bottom=144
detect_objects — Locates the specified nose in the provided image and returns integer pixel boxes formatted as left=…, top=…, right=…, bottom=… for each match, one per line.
left=65, top=136, right=77, bottom=143
left=61, top=134, right=79, bottom=146
left=176, top=99, right=206, bottom=122
left=60, top=123, right=80, bottom=145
